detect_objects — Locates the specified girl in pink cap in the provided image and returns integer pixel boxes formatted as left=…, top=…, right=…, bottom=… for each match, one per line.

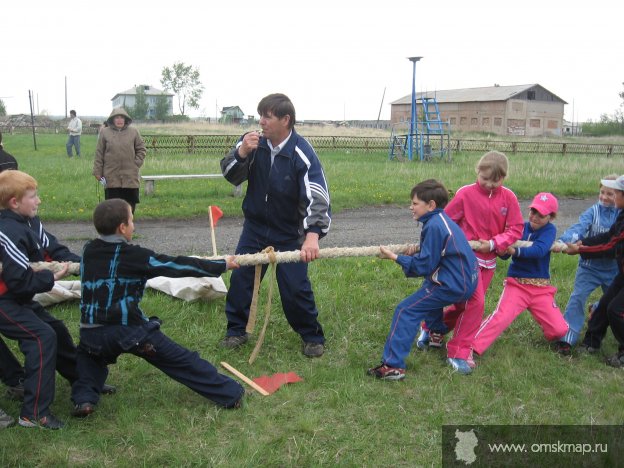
left=471, top=192, right=569, bottom=356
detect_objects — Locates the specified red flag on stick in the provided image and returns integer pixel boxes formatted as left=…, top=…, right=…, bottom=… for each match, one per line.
left=252, top=372, right=303, bottom=395
left=210, top=205, right=223, bottom=227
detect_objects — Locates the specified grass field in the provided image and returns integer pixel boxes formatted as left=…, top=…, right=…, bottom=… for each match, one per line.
left=1, top=131, right=623, bottom=466
left=2, top=133, right=622, bottom=221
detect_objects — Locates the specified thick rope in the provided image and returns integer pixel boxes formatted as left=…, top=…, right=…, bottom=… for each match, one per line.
left=247, top=247, right=278, bottom=365
left=0, top=240, right=569, bottom=273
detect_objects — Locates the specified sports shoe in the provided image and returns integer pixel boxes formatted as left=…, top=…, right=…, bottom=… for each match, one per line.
left=302, top=342, right=324, bottom=358
left=6, top=381, right=24, bottom=401
left=605, top=352, right=624, bottom=368
left=577, top=343, right=599, bottom=354
left=220, top=334, right=249, bottom=349
left=416, top=327, right=430, bottom=350
left=19, top=413, right=65, bottom=430
left=367, top=363, right=406, bottom=381
left=555, top=341, right=572, bottom=356
left=101, top=384, right=117, bottom=395
left=72, top=402, right=96, bottom=418
left=0, top=408, right=15, bottom=429
left=466, top=350, right=477, bottom=369
left=429, top=332, right=445, bottom=349
left=448, top=358, right=473, bottom=375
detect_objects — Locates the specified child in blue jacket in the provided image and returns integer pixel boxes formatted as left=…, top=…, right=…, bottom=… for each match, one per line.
left=368, top=179, right=479, bottom=380
left=555, top=175, right=620, bottom=354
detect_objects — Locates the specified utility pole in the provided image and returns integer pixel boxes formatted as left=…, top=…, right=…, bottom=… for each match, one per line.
left=28, top=90, right=37, bottom=150
left=407, top=56, right=422, bottom=161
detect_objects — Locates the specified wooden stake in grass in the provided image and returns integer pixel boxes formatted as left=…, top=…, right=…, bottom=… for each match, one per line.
left=220, top=361, right=270, bottom=396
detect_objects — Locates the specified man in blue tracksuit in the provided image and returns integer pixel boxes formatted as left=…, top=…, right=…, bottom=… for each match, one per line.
left=220, top=93, right=331, bottom=357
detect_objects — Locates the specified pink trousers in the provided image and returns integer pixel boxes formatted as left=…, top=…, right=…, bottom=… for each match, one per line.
left=472, top=277, right=569, bottom=355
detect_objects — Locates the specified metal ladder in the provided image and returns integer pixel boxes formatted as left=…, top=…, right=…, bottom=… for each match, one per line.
left=421, top=97, right=444, bottom=134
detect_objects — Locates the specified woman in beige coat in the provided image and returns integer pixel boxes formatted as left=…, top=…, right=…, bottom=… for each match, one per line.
left=93, top=107, right=146, bottom=213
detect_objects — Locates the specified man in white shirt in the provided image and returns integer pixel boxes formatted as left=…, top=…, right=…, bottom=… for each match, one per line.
left=66, top=110, right=82, bottom=157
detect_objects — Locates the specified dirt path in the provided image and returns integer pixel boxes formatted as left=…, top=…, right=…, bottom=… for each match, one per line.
left=47, top=197, right=591, bottom=256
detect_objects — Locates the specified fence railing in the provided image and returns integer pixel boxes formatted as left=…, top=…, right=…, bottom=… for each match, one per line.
left=2, top=126, right=624, bottom=156
left=141, top=135, right=390, bottom=155
left=141, top=135, right=624, bottom=157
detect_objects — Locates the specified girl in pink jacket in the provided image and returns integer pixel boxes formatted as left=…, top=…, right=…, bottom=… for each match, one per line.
left=418, top=151, right=524, bottom=369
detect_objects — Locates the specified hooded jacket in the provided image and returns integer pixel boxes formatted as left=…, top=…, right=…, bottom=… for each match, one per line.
left=93, top=107, right=146, bottom=189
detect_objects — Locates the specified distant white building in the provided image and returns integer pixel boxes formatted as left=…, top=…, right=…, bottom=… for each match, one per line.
left=111, top=85, right=174, bottom=119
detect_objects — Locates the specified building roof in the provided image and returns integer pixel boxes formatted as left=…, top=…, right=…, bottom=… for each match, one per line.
left=391, top=84, right=567, bottom=105
left=111, top=85, right=173, bottom=101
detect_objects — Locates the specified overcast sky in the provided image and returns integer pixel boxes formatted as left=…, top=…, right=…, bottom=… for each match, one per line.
left=3, top=0, right=622, bottom=123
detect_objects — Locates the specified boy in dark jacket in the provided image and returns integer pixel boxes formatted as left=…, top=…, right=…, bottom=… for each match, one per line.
left=0, top=170, right=77, bottom=429
left=567, top=175, right=624, bottom=366
left=71, top=199, right=244, bottom=417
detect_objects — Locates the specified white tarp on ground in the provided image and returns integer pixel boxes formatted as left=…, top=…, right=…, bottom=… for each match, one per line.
left=146, top=276, right=227, bottom=301
left=33, top=277, right=227, bottom=307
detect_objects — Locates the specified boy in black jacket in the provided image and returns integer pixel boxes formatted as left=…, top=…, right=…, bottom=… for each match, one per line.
left=71, top=198, right=244, bottom=417
left=566, top=175, right=624, bottom=366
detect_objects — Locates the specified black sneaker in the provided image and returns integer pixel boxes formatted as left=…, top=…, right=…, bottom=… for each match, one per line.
left=606, top=352, right=624, bottom=368
left=0, top=408, right=15, bottom=429
left=302, top=342, right=324, bottom=358
left=19, top=413, right=65, bottom=430
left=555, top=341, right=572, bottom=356
left=220, top=334, right=249, bottom=349
left=72, top=402, right=96, bottom=418
left=101, top=384, right=117, bottom=395
left=578, top=343, right=599, bottom=354
left=6, top=381, right=24, bottom=401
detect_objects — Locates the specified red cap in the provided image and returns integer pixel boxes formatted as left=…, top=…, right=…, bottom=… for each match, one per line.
left=530, top=192, right=558, bottom=215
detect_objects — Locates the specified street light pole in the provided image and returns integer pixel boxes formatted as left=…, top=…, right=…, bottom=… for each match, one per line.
left=407, top=56, right=422, bottom=161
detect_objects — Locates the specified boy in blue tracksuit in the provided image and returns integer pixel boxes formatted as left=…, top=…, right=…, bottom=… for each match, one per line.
left=220, top=93, right=331, bottom=357
left=70, top=199, right=244, bottom=417
left=368, top=179, right=479, bottom=380
left=555, top=175, right=620, bottom=354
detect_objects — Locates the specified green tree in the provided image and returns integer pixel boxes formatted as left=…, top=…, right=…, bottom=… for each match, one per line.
left=160, top=62, right=204, bottom=115
left=0, top=99, right=6, bottom=116
left=154, top=93, right=170, bottom=121
left=132, top=85, right=149, bottom=120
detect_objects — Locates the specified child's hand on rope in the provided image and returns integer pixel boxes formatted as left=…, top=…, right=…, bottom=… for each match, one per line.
left=225, top=256, right=240, bottom=270
left=52, top=262, right=71, bottom=280
left=474, top=239, right=492, bottom=254
left=565, top=241, right=582, bottom=255
left=379, top=245, right=397, bottom=261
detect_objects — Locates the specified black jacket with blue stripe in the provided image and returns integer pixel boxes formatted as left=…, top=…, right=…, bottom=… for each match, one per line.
left=80, top=236, right=227, bottom=326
